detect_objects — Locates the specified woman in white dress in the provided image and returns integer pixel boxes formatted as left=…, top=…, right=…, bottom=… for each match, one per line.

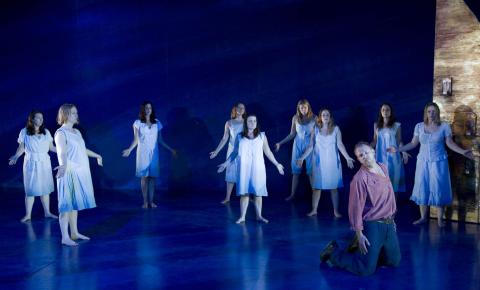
left=388, top=102, right=473, bottom=227
left=297, top=109, right=354, bottom=217
left=123, top=101, right=176, bottom=208
left=275, top=99, right=316, bottom=201
left=209, top=103, right=246, bottom=204
left=372, top=103, right=408, bottom=193
left=9, top=110, right=57, bottom=222
left=55, top=104, right=103, bottom=246
left=218, top=115, right=284, bottom=224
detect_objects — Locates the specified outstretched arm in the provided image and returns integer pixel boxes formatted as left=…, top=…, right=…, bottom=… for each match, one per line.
left=217, top=137, right=240, bottom=173
left=446, top=136, right=473, bottom=159
left=336, top=128, right=355, bottom=169
left=263, top=135, right=284, bottom=175
left=388, top=135, right=419, bottom=153
left=122, top=126, right=139, bottom=157
left=86, top=149, right=103, bottom=166
left=210, top=121, right=230, bottom=159
left=8, top=143, right=25, bottom=165
left=275, top=116, right=297, bottom=152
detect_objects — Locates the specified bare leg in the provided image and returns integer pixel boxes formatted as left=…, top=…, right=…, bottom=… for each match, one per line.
left=307, top=189, right=321, bottom=216
left=330, top=189, right=342, bottom=218
left=141, top=177, right=148, bottom=208
left=21, top=197, right=35, bottom=222
left=285, top=174, right=299, bottom=201
left=221, top=182, right=235, bottom=204
left=69, top=210, right=90, bottom=240
left=60, top=212, right=77, bottom=246
left=236, top=196, right=249, bottom=224
left=40, top=195, right=58, bottom=219
left=254, top=197, right=268, bottom=223
left=413, top=205, right=428, bottom=224
left=148, top=177, right=157, bottom=208
left=436, top=206, right=445, bottom=227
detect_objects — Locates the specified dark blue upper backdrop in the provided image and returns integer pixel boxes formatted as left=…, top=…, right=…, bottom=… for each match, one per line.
left=0, top=0, right=436, bottom=195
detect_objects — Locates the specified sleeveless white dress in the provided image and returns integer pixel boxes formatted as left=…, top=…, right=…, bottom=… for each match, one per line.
left=134, top=119, right=163, bottom=177
left=291, top=119, right=315, bottom=174
left=18, top=128, right=54, bottom=197
left=55, top=127, right=96, bottom=213
left=225, top=121, right=243, bottom=183
left=311, top=126, right=343, bottom=190
left=237, top=132, right=268, bottom=197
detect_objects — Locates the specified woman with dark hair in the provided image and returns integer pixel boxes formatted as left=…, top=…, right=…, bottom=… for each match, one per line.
left=275, top=99, right=316, bottom=201
left=9, top=110, right=57, bottom=222
left=218, top=114, right=284, bottom=224
left=123, top=101, right=176, bottom=209
left=388, top=102, right=473, bottom=227
left=209, top=103, right=246, bottom=204
left=372, top=103, right=408, bottom=193
left=55, top=104, right=103, bottom=246
left=297, top=109, right=354, bottom=217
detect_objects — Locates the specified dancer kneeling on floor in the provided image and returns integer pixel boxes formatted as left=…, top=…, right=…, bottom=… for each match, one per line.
left=218, top=114, right=284, bottom=224
left=320, top=142, right=400, bottom=276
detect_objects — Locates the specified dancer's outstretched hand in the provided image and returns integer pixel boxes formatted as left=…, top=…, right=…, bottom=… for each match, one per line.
left=276, top=163, right=284, bottom=175
left=97, top=156, right=103, bottom=166
left=8, top=155, right=18, bottom=165
left=217, top=162, right=228, bottom=173
left=209, top=151, right=218, bottom=159
left=463, top=149, right=475, bottom=160
left=346, top=157, right=355, bottom=169
left=54, top=165, right=66, bottom=178
left=122, top=149, right=131, bottom=157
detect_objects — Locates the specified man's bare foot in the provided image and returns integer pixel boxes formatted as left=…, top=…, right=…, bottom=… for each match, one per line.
left=20, top=216, right=31, bottom=223
left=45, top=213, right=58, bottom=219
left=257, top=217, right=269, bottom=224
left=307, top=211, right=317, bottom=217
left=236, top=218, right=245, bottom=224
left=62, top=238, right=78, bottom=246
left=142, top=203, right=148, bottom=209
left=71, top=233, right=90, bottom=240
left=413, top=218, right=427, bottom=225
left=150, top=203, right=157, bottom=208
left=334, top=212, right=342, bottom=219
left=220, top=199, right=230, bottom=205
left=285, top=195, right=295, bottom=201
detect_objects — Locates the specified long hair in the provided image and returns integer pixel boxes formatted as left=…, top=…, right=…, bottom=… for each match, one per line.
left=316, top=108, right=335, bottom=135
left=423, top=102, right=441, bottom=125
left=139, top=101, right=157, bottom=123
left=296, top=99, right=314, bottom=122
left=26, top=110, right=46, bottom=135
left=57, top=104, right=77, bottom=125
left=230, top=103, right=246, bottom=119
left=376, top=103, right=396, bottom=128
left=242, top=114, right=260, bottom=138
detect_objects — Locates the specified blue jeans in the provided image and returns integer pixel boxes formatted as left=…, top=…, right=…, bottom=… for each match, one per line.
left=330, top=220, right=401, bottom=276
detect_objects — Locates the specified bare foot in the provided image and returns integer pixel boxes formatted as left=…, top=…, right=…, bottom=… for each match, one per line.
left=45, top=213, right=58, bottom=219
left=257, top=217, right=269, bottom=224
left=437, top=220, right=445, bottom=227
left=413, top=218, right=427, bottom=225
left=142, top=203, right=148, bottom=209
left=71, top=233, right=90, bottom=240
left=150, top=203, right=157, bottom=208
left=236, top=218, right=245, bottom=224
left=20, top=216, right=31, bottom=223
left=334, top=212, right=342, bottom=219
left=62, top=239, right=78, bottom=247
left=285, top=195, right=295, bottom=201
left=220, top=199, right=230, bottom=205
left=307, top=211, right=317, bottom=217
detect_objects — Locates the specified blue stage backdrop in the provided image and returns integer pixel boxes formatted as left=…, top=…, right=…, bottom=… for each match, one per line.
left=0, top=0, right=435, bottom=195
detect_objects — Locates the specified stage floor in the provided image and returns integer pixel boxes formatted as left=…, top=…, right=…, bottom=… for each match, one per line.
left=0, top=189, right=479, bottom=290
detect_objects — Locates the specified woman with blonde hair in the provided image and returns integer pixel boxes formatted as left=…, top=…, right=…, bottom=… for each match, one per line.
left=388, top=102, right=473, bottom=227
left=275, top=99, right=316, bottom=201
left=55, top=104, right=103, bottom=246
left=9, top=110, right=57, bottom=222
left=209, top=103, right=246, bottom=204
left=297, top=109, right=354, bottom=217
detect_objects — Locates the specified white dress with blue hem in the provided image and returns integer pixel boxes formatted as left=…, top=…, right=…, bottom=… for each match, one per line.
left=237, top=132, right=268, bottom=197
left=311, top=126, right=343, bottom=190
left=134, top=119, right=162, bottom=178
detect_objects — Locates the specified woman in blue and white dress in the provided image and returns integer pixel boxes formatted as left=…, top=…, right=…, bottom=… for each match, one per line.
left=9, top=110, right=57, bottom=222
left=388, top=102, right=473, bottom=227
left=55, top=104, right=103, bottom=246
left=123, top=101, right=176, bottom=209
left=297, top=109, right=354, bottom=217
left=209, top=103, right=246, bottom=204
left=218, top=115, right=284, bottom=224
left=372, top=103, right=408, bottom=193
left=275, top=99, right=316, bottom=201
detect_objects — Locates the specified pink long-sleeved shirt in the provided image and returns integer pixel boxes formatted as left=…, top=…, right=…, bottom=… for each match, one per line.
left=348, top=163, right=397, bottom=231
